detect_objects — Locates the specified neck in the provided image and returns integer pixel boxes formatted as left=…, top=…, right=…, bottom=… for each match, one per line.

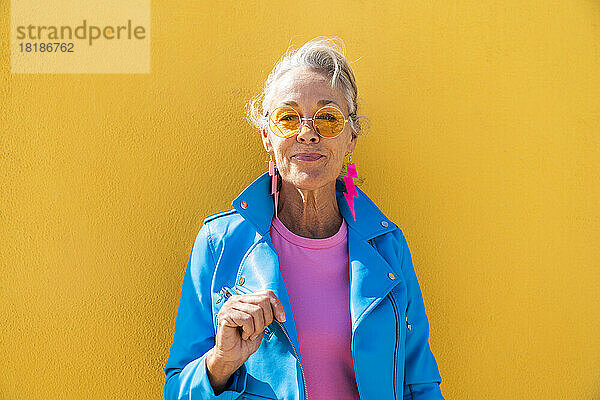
left=276, top=179, right=343, bottom=239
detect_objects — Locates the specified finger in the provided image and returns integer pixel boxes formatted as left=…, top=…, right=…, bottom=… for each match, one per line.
left=248, top=327, right=265, bottom=343
left=265, top=290, right=286, bottom=322
left=231, top=302, right=265, bottom=340
left=258, top=295, right=275, bottom=327
left=220, top=308, right=255, bottom=340
left=239, top=292, right=275, bottom=327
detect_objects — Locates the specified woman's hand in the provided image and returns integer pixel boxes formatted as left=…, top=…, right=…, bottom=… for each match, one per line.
left=206, top=289, right=286, bottom=393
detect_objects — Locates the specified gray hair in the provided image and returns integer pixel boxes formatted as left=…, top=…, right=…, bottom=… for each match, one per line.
left=245, top=36, right=369, bottom=140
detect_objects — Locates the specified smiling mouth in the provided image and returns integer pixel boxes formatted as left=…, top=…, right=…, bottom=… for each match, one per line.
left=292, top=153, right=324, bottom=161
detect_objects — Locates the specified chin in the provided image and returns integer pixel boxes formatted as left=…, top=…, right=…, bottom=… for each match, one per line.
left=289, top=171, right=336, bottom=191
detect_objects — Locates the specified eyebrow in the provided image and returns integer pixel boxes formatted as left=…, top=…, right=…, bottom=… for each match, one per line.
left=283, top=99, right=339, bottom=107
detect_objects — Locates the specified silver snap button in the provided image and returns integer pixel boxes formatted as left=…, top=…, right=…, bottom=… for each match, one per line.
left=381, top=220, right=389, bottom=227
left=240, top=201, right=248, bottom=209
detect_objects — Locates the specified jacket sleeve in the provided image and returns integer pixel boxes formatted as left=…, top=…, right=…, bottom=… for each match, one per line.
left=396, top=229, right=445, bottom=400
left=164, top=222, right=248, bottom=400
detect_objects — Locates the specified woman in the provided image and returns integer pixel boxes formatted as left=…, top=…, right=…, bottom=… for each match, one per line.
left=164, top=37, right=445, bottom=400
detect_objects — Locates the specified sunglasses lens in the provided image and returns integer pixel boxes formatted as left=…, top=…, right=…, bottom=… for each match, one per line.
left=269, top=106, right=300, bottom=137
left=314, top=106, right=345, bottom=137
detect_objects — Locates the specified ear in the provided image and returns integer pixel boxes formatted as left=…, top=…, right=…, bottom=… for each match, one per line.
left=261, top=129, right=272, bottom=152
left=347, top=134, right=357, bottom=153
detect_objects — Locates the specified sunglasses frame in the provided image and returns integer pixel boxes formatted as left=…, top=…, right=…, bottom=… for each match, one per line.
left=265, top=104, right=352, bottom=139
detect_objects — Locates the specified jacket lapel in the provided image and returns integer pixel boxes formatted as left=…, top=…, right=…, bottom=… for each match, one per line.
left=334, top=181, right=406, bottom=334
left=347, top=227, right=403, bottom=334
left=232, top=237, right=303, bottom=354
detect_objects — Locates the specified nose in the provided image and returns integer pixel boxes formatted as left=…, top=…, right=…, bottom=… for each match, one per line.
left=296, top=119, right=320, bottom=143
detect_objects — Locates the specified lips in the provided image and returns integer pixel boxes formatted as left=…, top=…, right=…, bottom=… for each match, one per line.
left=292, top=153, right=324, bottom=161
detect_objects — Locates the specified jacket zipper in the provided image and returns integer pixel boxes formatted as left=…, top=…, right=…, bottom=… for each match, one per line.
left=220, top=286, right=309, bottom=400
left=273, top=317, right=308, bottom=400
left=387, top=291, right=399, bottom=400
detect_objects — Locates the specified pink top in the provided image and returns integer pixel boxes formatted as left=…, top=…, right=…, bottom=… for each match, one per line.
left=270, top=215, right=360, bottom=400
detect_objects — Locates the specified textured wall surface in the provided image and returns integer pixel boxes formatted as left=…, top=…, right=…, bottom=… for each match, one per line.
left=1, top=1, right=599, bottom=399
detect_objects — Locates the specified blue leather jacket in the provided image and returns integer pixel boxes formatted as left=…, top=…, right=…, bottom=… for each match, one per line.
left=164, top=173, right=445, bottom=400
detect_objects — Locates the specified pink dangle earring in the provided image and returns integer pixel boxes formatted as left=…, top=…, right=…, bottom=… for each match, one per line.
left=343, top=152, right=359, bottom=221
left=268, top=153, right=280, bottom=219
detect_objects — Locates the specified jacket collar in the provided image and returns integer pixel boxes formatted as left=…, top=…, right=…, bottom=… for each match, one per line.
left=231, top=172, right=396, bottom=240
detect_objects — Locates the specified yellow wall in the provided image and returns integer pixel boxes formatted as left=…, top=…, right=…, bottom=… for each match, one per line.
left=2, top=1, right=599, bottom=399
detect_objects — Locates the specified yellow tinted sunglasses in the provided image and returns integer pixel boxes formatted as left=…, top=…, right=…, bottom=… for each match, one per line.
left=266, top=105, right=352, bottom=138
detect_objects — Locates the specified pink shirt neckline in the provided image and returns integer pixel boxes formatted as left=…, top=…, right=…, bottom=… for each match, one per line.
left=270, top=215, right=347, bottom=250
